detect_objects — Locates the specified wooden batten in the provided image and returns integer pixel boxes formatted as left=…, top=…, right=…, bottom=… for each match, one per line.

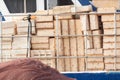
left=36, top=22, right=54, bottom=29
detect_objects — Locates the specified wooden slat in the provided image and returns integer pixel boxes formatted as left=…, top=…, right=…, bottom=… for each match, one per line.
left=87, top=62, right=104, bottom=70
left=50, top=38, right=55, bottom=51
left=31, top=36, right=49, bottom=44
left=37, top=29, right=55, bottom=36
left=103, top=36, right=120, bottom=43
left=54, top=15, right=73, bottom=20
left=93, top=30, right=102, bottom=48
left=102, top=14, right=120, bottom=22
left=2, top=35, right=12, bottom=42
left=90, top=14, right=99, bottom=30
left=2, top=28, right=16, bottom=35
left=2, top=21, right=16, bottom=29
left=61, top=20, right=71, bottom=71
left=12, top=36, right=27, bottom=49
left=104, top=49, right=120, bottom=56
left=80, top=14, right=90, bottom=31
left=36, top=22, right=54, bottom=29
left=103, top=22, right=120, bottom=29
left=36, top=16, right=53, bottom=22
left=32, top=43, right=49, bottom=50
left=103, top=42, right=120, bottom=49
left=69, top=19, right=78, bottom=71
left=104, top=28, right=120, bottom=35
left=97, top=7, right=116, bottom=13
left=2, top=42, right=12, bottom=50
left=75, top=19, right=85, bottom=71
left=54, top=20, right=65, bottom=72
left=86, top=49, right=103, bottom=56
left=83, top=31, right=93, bottom=49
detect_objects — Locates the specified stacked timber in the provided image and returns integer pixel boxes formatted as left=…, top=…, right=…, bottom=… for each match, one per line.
left=101, top=14, right=120, bottom=70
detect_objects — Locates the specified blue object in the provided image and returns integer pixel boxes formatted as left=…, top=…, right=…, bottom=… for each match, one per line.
left=78, top=0, right=97, bottom=11
left=0, top=12, right=5, bottom=21
left=63, top=72, right=120, bottom=80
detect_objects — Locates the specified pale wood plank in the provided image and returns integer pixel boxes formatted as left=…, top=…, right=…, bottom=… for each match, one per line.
left=36, top=22, right=54, bottom=29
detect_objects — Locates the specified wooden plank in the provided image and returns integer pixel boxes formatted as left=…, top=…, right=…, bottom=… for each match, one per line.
left=71, top=5, right=92, bottom=13
left=12, top=36, right=27, bottom=49
left=54, top=20, right=65, bottom=72
left=54, top=15, right=73, bottom=20
left=36, top=22, right=54, bottom=29
left=83, top=31, right=93, bottom=49
left=31, top=50, right=56, bottom=68
left=103, top=36, right=120, bottom=43
left=105, top=63, right=114, bottom=70
left=104, top=28, right=120, bottom=35
left=2, top=21, right=16, bottom=29
left=16, top=20, right=35, bottom=27
left=104, top=49, right=120, bottom=56
left=103, top=22, right=120, bottom=29
left=92, top=30, right=102, bottom=48
left=2, top=35, right=12, bottom=42
left=87, top=58, right=103, bottom=63
left=75, top=19, right=85, bottom=71
left=93, top=0, right=119, bottom=9
left=53, top=5, right=73, bottom=14
left=90, top=14, right=99, bottom=30
left=37, top=29, right=55, bottom=36
left=87, top=62, right=104, bottom=70
left=102, top=14, right=120, bottom=22
left=2, top=28, right=16, bottom=35
left=97, top=7, right=117, bottom=13
left=36, top=16, right=53, bottom=22
left=31, top=36, right=49, bottom=44
left=32, top=43, right=49, bottom=50
left=103, top=42, right=120, bottom=49
left=50, top=38, right=55, bottom=51
left=69, top=19, right=78, bottom=71
left=2, top=42, right=12, bottom=50
left=87, top=49, right=103, bottom=56
left=35, top=10, right=48, bottom=15
left=61, top=20, right=71, bottom=71
left=80, top=15, right=90, bottom=31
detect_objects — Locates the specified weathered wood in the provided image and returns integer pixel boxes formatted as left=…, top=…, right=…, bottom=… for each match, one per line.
left=69, top=19, right=78, bottom=71
left=36, top=22, right=54, bottom=29
left=75, top=19, right=85, bottom=71
left=61, top=20, right=71, bottom=71
left=80, top=14, right=90, bottom=31
left=36, top=16, right=53, bottom=22
left=90, top=14, right=99, bottom=30
left=31, top=36, right=49, bottom=44
left=92, top=30, right=102, bottom=48
left=37, top=29, right=55, bottom=36
left=32, top=43, right=49, bottom=50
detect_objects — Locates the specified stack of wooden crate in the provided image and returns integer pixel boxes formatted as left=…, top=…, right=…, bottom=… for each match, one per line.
left=2, top=21, right=16, bottom=62
left=102, top=14, right=120, bottom=70
left=31, top=15, right=56, bottom=68
left=80, top=14, right=104, bottom=71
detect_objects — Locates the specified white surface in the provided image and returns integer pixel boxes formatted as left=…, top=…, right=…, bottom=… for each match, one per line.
left=72, top=0, right=82, bottom=6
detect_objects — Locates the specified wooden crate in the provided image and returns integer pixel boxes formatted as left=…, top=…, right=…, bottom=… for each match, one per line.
left=36, top=22, right=54, bottom=29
